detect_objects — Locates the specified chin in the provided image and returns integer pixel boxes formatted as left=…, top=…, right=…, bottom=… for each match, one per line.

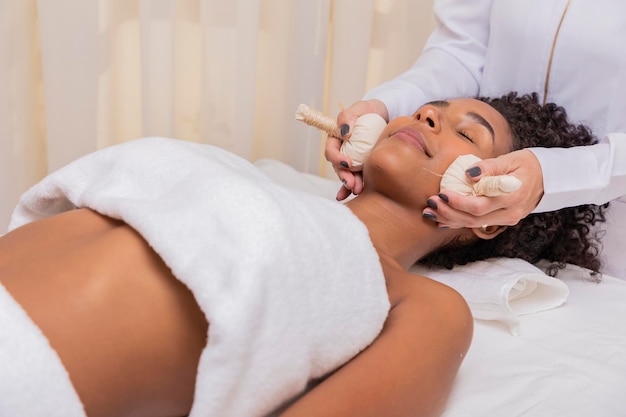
left=363, top=152, right=438, bottom=206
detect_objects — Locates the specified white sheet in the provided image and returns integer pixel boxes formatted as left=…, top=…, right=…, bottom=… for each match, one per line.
left=257, top=158, right=626, bottom=417
left=444, top=271, right=626, bottom=417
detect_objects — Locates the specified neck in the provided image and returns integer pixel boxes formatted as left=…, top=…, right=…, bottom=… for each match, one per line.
left=345, top=190, right=464, bottom=271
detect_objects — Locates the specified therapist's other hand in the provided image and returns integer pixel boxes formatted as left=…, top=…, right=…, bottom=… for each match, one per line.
left=325, top=99, right=389, bottom=201
left=422, top=149, right=544, bottom=228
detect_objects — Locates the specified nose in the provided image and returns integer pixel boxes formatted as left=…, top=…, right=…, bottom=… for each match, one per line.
left=414, top=105, right=441, bottom=133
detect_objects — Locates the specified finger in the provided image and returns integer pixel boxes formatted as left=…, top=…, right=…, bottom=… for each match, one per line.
left=422, top=206, right=475, bottom=229
left=337, top=107, right=363, bottom=141
left=427, top=193, right=522, bottom=228
left=440, top=191, right=510, bottom=217
left=334, top=165, right=357, bottom=191
left=351, top=172, right=364, bottom=195
left=444, top=178, right=532, bottom=220
left=337, top=99, right=389, bottom=140
left=465, top=150, right=529, bottom=182
left=325, top=135, right=351, bottom=168
left=337, top=109, right=364, bottom=140
left=336, top=184, right=352, bottom=201
left=334, top=169, right=363, bottom=200
left=423, top=204, right=517, bottom=229
left=334, top=166, right=354, bottom=201
left=474, top=175, right=522, bottom=196
left=464, top=159, right=505, bottom=181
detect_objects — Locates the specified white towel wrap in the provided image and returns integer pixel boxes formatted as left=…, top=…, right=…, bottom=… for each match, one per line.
left=8, top=137, right=390, bottom=417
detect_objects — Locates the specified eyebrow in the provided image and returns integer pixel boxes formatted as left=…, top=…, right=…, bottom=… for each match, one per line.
left=426, top=99, right=496, bottom=143
left=425, top=100, right=450, bottom=108
left=467, top=111, right=495, bottom=143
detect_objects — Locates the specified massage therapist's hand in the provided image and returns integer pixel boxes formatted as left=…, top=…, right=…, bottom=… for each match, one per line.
left=422, top=149, right=544, bottom=228
left=326, top=99, right=389, bottom=201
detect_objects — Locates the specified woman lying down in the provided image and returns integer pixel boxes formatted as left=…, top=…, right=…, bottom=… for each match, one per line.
left=0, top=93, right=605, bottom=417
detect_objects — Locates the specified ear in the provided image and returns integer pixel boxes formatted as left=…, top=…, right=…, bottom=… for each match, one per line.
left=472, top=224, right=507, bottom=240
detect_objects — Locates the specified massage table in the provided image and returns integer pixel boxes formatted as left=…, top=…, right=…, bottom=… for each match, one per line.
left=256, top=157, right=626, bottom=417
left=3, top=138, right=624, bottom=417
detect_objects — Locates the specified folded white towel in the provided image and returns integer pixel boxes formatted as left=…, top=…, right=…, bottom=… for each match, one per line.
left=9, top=137, right=390, bottom=416
left=410, top=258, right=570, bottom=335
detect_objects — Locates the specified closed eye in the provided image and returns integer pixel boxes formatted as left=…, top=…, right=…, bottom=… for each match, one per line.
left=457, top=130, right=474, bottom=143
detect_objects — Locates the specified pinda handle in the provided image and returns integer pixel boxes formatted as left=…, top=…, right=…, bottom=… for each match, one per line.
left=295, top=104, right=341, bottom=138
left=295, top=104, right=387, bottom=171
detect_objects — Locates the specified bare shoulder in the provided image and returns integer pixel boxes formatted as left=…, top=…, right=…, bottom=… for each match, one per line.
left=385, top=266, right=473, bottom=349
left=383, top=258, right=472, bottom=322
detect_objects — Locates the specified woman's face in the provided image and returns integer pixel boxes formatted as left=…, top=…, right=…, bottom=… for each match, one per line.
left=364, top=98, right=514, bottom=204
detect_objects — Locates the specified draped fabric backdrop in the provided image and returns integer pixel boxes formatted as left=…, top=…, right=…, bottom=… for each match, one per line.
left=0, top=0, right=435, bottom=231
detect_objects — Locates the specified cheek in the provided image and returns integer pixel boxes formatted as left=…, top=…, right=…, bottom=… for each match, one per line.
left=413, top=167, right=444, bottom=196
left=434, top=139, right=500, bottom=176
left=365, top=143, right=442, bottom=201
left=368, top=140, right=454, bottom=195
left=431, top=147, right=473, bottom=177
left=365, top=141, right=414, bottom=182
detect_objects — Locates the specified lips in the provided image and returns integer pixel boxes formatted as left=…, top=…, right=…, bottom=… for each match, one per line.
left=391, top=127, right=431, bottom=157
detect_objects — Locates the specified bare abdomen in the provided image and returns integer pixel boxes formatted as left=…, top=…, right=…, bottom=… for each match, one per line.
left=0, top=208, right=208, bottom=417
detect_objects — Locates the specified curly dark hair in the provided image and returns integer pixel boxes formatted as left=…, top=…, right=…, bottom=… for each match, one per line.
left=419, top=92, right=607, bottom=278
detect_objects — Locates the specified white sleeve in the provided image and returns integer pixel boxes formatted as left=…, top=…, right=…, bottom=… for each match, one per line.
left=363, top=0, right=494, bottom=119
left=531, top=133, right=626, bottom=212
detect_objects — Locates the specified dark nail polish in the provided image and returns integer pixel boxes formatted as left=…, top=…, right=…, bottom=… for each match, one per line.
left=426, top=199, right=438, bottom=210
left=438, top=225, right=449, bottom=230
left=466, top=166, right=482, bottom=177
left=341, top=179, right=349, bottom=189
left=340, top=161, right=349, bottom=169
left=438, top=193, right=449, bottom=203
left=340, top=124, right=350, bottom=137
left=422, top=212, right=437, bottom=221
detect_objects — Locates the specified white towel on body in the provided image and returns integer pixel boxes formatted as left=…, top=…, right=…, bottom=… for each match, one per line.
left=410, top=259, right=570, bottom=335
left=8, top=137, right=390, bottom=417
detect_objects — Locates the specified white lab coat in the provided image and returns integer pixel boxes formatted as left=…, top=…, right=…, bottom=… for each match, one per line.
left=364, top=0, right=626, bottom=277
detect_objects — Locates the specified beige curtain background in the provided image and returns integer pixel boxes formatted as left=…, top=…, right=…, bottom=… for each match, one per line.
left=0, top=0, right=435, bottom=231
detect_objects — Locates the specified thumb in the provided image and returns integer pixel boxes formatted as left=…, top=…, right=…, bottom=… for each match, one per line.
left=336, top=107, right=360, bottom=140
left=465, top=155, right=514, bottom=183
left=337, top=99, right=388, bottom=140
